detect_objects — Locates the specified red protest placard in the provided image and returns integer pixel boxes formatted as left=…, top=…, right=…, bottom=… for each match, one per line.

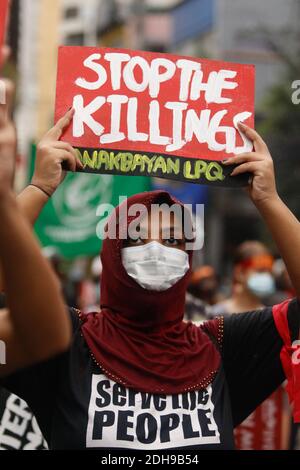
left=234, top=388, right=286, bottom=450
left=0, top=0, right=9, bottom=58
left=55, top=46, right=255, bottom=187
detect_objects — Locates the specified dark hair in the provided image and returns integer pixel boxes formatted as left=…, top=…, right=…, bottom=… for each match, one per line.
left=234, top=240, right=270, bottom=265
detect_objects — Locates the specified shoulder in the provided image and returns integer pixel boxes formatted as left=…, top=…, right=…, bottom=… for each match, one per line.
left=68, top=307, right=89, bottom=334
left=200, top=316, right=225, bottom=350
left=208, top=301, right=231, bottom=318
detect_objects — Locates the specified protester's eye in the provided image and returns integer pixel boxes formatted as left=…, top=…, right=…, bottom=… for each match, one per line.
left=164, top=237, right=180, bottom=247
left=127, top=237, right=144, bottom=246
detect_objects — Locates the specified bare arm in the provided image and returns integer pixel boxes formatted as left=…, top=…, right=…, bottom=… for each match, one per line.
left=224, top=122, right=300, bottom=301
left=257, top=198, right=300, bottom=302
left=17, top=185, right=49, bottom=226
left=0, top=194, right=72, bottom=377
left=0, top=80, right=71, bottom=377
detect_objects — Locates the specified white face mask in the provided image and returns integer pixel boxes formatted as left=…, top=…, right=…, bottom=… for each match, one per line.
left=121, top=241, right=190, bottom=291
left=247, top=272, right=276, bottom=298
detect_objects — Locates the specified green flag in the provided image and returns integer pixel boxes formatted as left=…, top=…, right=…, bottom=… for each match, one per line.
left=29, top=145, right=151, bottom=258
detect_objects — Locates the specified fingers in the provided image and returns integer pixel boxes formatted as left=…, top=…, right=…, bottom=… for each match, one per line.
left=0, top=79, right=15, bottom=125
left=230, top=162, right=260, bottom=177
left=223, top=153, right=264, bottom=166
left=53, top=142, right=83, bottom=170
left=45, top=108, right=75, bottom=141
left=56, top=147, right=83, bottom=171
left=238, top=122, right=268, bottom=153
left=53, top=141, right=78, bottom=161
left=40, top=109, right=82, bottom=173
left=57, top=150, right=77, bottom=172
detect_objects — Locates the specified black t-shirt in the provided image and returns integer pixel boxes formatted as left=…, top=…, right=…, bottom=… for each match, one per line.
left=0, top=388, right=47, bottom=450
left=0, top=299, right=299, bottom=450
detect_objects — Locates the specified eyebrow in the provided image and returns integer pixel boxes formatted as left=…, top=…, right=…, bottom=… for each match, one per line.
left=161, top=227, right=184, bottom=238
left=129, top=226, right=184, bottom=239
left=161, top=225, right=182, bottom=232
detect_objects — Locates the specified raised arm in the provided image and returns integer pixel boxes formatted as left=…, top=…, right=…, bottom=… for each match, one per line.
left=18, top=108, right=82, bottom=225
left=224, top=122, right=300, bottom=301
left=0, top=109, right=83, bottom=292
left=0, top=81, right=72, bottom=377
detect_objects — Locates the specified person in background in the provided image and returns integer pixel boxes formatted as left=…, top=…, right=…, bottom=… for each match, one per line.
left=210, top=240, right=275, bottom=317
left=208, top=241, right=292, bottom=450
left=78, top=257, right=102, bottom=313
left=185, top=265, right=223, bottom=322
left=42, top=246, right=78, bottom=307
left=189, top=266, right=222, bottom=305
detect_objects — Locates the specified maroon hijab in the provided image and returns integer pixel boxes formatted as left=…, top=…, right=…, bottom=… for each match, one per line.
left=80, top=190, right=221, bottom=394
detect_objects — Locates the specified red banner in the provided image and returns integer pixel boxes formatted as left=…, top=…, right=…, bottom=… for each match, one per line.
left=235, top=388, right=287, bottom=450
left=55, top=46, right=255, bottom=187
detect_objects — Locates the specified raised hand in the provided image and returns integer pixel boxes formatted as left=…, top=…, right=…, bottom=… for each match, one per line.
left=224, top=122, right=278, bottom=206
left=32, top=109, right=83, bottom=197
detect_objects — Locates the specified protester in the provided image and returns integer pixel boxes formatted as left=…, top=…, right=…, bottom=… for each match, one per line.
left=79, top=257, right=102, bottom=313
left=76, top=258, right=100, bottom=312
left=206, top=242, right=292, bottom=450
left=185, top=290, right=207, bottom=322
left=0, top=113, right=299, bottom=450
left=188, top=266, right=222, bottom=306
left=42, top=246, right=79, bottom=307
left=0, top=74, right=71, bottom=378
left=210, top=240, right=275, bottom=316
left=185, top=265, right=221, bottom=322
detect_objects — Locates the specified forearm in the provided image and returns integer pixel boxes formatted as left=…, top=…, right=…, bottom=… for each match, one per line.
left=0, top=185, right=48, bottom=292
left=17, top=184, right=49, bottom=226
left=256, top=196, right=300, bottom=300
left=0, top=191, right=71, bottom=363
